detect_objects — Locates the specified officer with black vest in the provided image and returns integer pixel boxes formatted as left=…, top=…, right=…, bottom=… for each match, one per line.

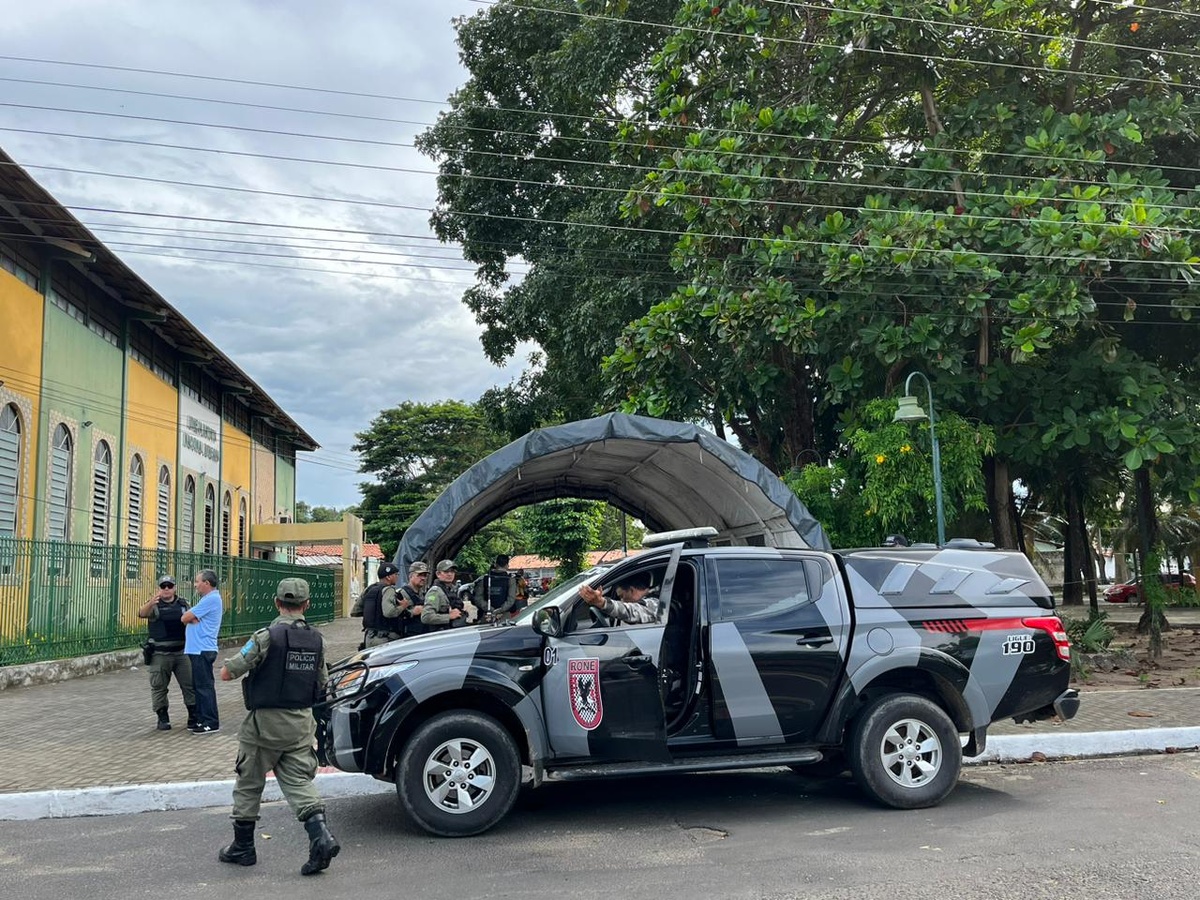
left=471, top=554, right=519, bottom=621
left=136, top=575, right=197, bottom=731
left=217, top=577, right=339, bottom=877
left=352, top=562, right=405, bottom=647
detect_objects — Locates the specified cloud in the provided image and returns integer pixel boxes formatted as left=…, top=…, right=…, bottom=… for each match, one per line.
left=1, top=0, right=527, bottom=506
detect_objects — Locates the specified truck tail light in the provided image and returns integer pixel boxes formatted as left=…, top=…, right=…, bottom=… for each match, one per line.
left=1022, top=616, right=1071, bottom=661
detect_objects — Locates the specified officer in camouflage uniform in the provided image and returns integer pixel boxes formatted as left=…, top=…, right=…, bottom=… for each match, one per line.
left=136, top=575, right=197, bottom=731
left=217, top=577, right=340, bottom=877
left=421, top=559, right=464, bottom=631
left=351, top=563, right=406, bottom=647
left=396, top=561, right=428, bottom=638
left=579, top=571, right=660, bottom=624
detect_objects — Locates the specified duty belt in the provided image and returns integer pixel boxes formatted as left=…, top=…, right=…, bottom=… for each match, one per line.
left=366, top=629, right=400, bottom=639
left=150, top=641, right=185, bottom=652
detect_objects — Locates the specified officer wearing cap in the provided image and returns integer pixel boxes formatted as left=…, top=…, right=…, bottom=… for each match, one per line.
left=136, top=575, right=197, bottom=731
left=397, top=561, right=429, bottom=638
left=352, top=562, right=405, bottom=647
left=421, top=560, right=464, bottom=631
left=217, top=577, right=339, bottom=877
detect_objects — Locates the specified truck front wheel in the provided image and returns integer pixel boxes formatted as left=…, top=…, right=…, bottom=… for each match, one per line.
left=395, top=711, right=522, bottom=836
left=848, top=694, right=962, bottom=809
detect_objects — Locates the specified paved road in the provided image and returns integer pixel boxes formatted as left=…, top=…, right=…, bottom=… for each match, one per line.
left=2, top=755, right=1198, bottom=899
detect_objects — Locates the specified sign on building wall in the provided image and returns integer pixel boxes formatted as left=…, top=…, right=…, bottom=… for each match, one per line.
left=179, top=394, right=221, bottom=475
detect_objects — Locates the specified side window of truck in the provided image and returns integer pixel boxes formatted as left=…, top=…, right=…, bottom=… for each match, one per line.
left=709, top=558, right=812, bottom=621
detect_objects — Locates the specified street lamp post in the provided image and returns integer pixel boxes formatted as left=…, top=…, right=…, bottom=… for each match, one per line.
left=892, top=371, right=946, bottom=547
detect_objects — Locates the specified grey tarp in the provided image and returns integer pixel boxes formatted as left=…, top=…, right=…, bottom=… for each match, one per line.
left=395, top=413, right=830, bottom=570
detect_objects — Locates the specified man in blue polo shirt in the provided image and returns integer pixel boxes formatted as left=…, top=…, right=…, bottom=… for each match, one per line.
left=182, top=568, right=224, bottom=734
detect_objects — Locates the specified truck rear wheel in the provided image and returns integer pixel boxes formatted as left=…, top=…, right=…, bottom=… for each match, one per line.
left=395, top=711, right=521, bottom=837
left=848, top=694, right=961, bottom=809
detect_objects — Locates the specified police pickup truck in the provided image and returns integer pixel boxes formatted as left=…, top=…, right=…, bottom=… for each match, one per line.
left=318, top=529, right=1078, bottom=837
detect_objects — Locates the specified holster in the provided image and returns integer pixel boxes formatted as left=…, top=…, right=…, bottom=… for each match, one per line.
left=142, top=641, right=155, bottom=665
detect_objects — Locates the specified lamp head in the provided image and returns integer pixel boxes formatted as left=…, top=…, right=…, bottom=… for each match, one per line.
left=893, top=395, right=928, bottom=423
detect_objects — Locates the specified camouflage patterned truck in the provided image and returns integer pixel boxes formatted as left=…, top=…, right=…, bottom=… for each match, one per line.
left=319, top=530, right=1078, bottom=837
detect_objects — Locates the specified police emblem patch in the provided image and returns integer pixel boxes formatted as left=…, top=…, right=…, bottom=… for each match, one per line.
left=568, top=657, right=603, bottom=730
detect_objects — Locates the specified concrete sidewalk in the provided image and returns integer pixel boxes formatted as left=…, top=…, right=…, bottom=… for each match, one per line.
left=1, top=612, right=1198, bottom=820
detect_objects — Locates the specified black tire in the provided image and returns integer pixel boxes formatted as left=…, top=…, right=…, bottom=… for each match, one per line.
left=395, top=711, right=522, bottom=837
left=848, top=694, right=962, bottom=810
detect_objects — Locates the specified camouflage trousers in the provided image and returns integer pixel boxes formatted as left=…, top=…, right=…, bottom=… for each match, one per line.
left=231, top=741, right=324, bottom=822
left=364, top=630, right=401, bottom=648
left=148, top=650, right=194, bottom=712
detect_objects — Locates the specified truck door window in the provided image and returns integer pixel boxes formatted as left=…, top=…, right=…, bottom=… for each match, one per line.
left=710, top=558, right=812, bottom=621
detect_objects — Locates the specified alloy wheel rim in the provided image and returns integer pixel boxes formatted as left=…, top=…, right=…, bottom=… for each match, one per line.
left=879, top=717, right=942, bottom=788
left=422, top=737, right=497, bottom=814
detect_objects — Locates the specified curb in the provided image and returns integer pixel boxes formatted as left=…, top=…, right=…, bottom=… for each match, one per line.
left=3, top=728, right=1199, bottom=822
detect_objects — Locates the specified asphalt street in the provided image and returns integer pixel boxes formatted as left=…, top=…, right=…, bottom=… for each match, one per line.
left=2, top=755, right=1197, bottom=900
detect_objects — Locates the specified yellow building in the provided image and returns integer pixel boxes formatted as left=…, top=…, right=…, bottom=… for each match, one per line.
left=0, top=147, right=318, bottom=644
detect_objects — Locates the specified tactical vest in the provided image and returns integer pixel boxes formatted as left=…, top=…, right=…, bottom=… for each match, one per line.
left=399, top=585, right=427, bottom=637
left=486, top=571, right=510, bottom=613
left=148, top=600, right=188, bottom=648
left=243, top=621, right=324, bottom=710
left=360, top=582, right=387, bottom=631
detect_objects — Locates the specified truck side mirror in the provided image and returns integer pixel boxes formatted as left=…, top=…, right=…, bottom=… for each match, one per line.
left=532, top=606, right=563, bottom=639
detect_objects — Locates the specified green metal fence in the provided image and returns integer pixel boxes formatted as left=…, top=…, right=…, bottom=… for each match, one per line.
left=0, top=537, right=336, bottom=666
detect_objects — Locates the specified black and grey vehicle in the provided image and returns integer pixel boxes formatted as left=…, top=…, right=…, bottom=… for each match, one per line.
left=318, top=528, right=1078, bottom=837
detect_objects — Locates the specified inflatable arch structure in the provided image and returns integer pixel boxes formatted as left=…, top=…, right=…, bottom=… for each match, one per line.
left=395, top=413, right=830, bottom=569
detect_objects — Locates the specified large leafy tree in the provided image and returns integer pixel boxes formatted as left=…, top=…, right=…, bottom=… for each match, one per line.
left=600, top=0, right=1200, bottom=546
left=520, top=499, right=606, bottom=577
left=416, top=0, right=678, bottom=425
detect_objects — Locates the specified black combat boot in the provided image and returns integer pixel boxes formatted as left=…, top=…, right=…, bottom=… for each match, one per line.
left=185, top=704, right=198, bottom=730
left=218, top=820, right=257, bottom=866
left=300, top=812, right=340, bottom=876
left=155, top=708, right=171, bottom=731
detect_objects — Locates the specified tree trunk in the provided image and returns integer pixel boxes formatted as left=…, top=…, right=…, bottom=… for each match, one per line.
left=1113, top=535, right=1130, bottom=583
left=983, top=457, right=1019, bottom=550
left=1062, top=478, right=1085, bottom=606
left=1132, top=466, right=1167, bottom=653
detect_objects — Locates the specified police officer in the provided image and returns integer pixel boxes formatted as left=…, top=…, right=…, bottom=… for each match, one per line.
left=421, top=560, right=464, bottom=631
left=471, top=554, right=519, bottom=622
left=397, top=561, right=428, bottom=638
left=136, top=575, right=197, bottom=731
left=217, top=577, right=339, bottom=877
left=354, top=563, right=403, bottom=647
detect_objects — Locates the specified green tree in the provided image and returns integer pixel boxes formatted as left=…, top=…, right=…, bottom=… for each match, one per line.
left=416, top=0, right=678, bottom=427
left=520, top=499, right=605, bottom=577
left=353, top=400, right=506, bottom=558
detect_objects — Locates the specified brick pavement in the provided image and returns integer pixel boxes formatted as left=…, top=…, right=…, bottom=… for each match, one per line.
left=1, top=611, right=1198, bottom=794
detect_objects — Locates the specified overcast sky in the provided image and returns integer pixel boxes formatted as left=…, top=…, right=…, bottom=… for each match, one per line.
left=0, top=0, right=530, bottom=508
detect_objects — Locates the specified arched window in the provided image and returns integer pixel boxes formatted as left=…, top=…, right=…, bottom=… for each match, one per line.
left=48, top=424, right=73, bottom=540
left=238, top=497, right=248, bottom=557
left=126, top=455, right=145, bottom=578
left=221, top=490, right=232, bottom=556
left=0, top=404, right=20, bottom=538
left=181, top=475, right=196, bottom=552
left=156, top=466, right=171, bottom=550
left=127, top=455, right=144, bottom=548
left=91, top=441, right=112, bottom=546
left=203, top=483, right=216, bottom=554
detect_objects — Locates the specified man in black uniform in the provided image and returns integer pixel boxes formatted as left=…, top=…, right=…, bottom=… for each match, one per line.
left=471, top=554, right=519, bottom=622
left=217, top=577, right=339, bottom=876
left=136, top=575, right=197, bottom=731
left=352, top=563, right=403, bottom=647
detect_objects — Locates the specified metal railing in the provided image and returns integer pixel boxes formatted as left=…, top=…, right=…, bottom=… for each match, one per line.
left=0, top=537, right=335, bottom=666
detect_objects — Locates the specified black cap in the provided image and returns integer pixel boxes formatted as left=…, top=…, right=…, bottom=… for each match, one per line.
left=379, top=563, right=400, bottom=579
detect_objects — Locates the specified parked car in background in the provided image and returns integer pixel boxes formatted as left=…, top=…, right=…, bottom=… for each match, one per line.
left=1103, top=572, right=1196, bottom=603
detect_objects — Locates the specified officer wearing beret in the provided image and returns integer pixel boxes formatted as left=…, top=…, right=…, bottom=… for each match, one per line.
left=217, top=578, right=339, bottom=877
left=421, top=560, right=464, bottom=631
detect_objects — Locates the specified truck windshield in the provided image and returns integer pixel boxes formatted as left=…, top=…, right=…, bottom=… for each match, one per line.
left=513, top=567, right=607, bottom=623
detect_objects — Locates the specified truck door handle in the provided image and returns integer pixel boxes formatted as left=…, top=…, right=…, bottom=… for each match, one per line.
left=623, top=654, right=651, bottom=666
left=795, top=634, right=833, bottom=648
